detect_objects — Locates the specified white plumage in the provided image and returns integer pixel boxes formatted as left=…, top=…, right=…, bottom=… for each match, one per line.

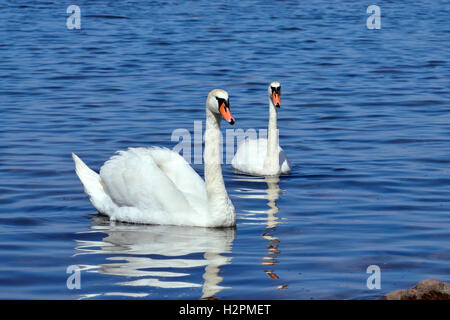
left=232, top=138, right=291, bottom=176
left=232, top=82, right=291, bottom=176
left=73, top=89, right=236, bottom=227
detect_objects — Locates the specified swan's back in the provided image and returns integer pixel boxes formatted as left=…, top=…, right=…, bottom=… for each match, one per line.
left=100, top=147, right=209, bottom=225
left=232, top=138, right=290, bottom=175
left=232, top=138, right=267, bottom=174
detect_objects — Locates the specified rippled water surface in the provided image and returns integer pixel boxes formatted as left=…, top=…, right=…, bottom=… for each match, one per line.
left=1, top=1, right=449, bottom=299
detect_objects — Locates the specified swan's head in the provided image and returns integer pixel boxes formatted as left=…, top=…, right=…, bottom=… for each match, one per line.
left=268, top=81, right=281, bottom=108
left=207, top=89, right=235, bottom=125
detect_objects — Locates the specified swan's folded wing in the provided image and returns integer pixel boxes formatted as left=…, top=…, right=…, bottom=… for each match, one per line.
left=145, top=147, right=208, bottom=205
left=232, top=138, right=267, bottom=173
left=278, top=146, right=292, bottom=173
left=99, top=148, right=203, bottom=220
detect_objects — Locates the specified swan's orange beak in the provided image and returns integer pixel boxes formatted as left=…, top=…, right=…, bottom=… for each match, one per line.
left=219, top=102, right=235, bottom=125
left=272, top=92, right=281, bottom=108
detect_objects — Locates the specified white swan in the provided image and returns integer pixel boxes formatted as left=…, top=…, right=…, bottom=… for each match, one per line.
left=231, top=82, right=291, bottom=176
left=72, top=89, right=236, bottom=227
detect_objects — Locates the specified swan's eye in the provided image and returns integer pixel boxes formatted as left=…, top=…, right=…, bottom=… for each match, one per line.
left=216, top=97, right=223, bottom=110
left=216, top=97, right=229, bottom=110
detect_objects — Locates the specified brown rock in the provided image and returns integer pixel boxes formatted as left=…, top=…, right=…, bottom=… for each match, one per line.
left=384, top=279, right=450, bottom=300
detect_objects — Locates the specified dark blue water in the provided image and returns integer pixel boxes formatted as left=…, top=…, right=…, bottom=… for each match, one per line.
left=1, top=0, right=449, bottom=299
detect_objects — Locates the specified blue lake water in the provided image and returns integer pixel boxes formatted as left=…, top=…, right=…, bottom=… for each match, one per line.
left=0, top=0, right=449, bottom=299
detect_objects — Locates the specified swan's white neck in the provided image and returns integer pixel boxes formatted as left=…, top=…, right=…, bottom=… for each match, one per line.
left=204, top=107, right=234, bottom=224
left=263, top=99, right=280, bottom=173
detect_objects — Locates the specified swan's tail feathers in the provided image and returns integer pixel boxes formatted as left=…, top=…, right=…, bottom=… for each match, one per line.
left=72, top=153, right=117, bottom=215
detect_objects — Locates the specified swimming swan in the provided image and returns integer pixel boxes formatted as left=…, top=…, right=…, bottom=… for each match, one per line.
left=72, top=89, right=236, bottom=227
left=231, top=82, right=291, bottom=176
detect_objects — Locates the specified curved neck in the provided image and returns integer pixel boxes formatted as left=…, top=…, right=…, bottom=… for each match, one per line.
left=264, top=99, right=279, bottom=171
left=204, top=108, right=230, bottom=210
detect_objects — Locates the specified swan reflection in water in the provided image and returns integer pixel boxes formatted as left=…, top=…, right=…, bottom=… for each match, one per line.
left=74, top=216, right=235, bottom=299
left=233, top=174, right=287, bottom=289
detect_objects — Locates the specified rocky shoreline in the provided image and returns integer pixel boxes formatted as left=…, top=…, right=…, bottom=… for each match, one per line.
left=383, top=279, right=450, bottom=300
